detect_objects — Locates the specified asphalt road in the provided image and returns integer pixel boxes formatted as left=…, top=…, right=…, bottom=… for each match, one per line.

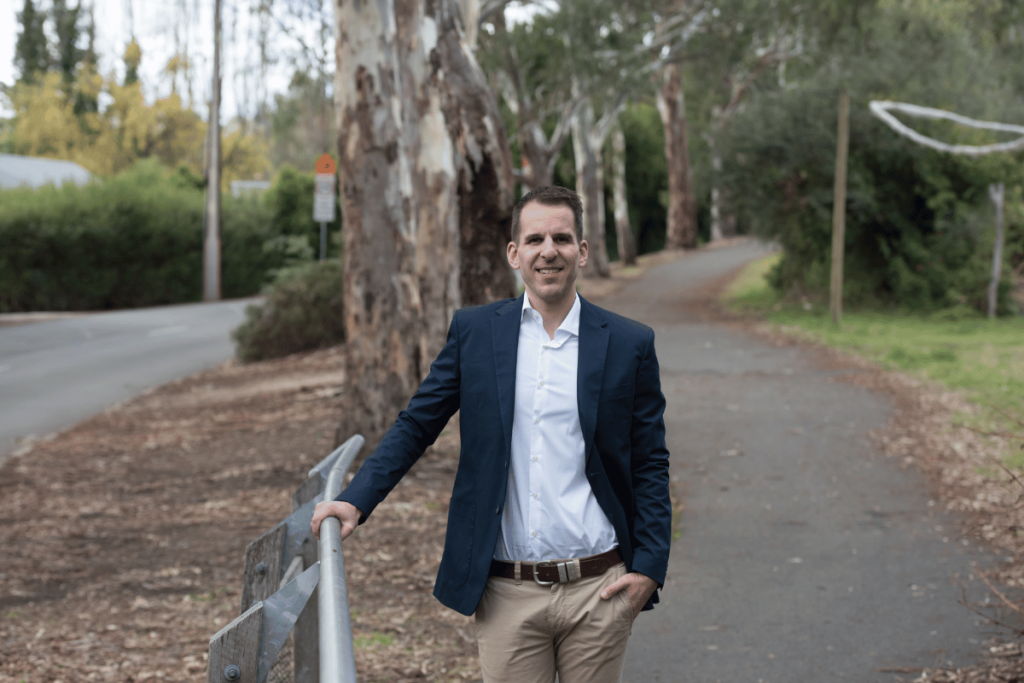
left=0, top=299, right=254, bottom=464
left=608, top=242, right=1002, bottom=682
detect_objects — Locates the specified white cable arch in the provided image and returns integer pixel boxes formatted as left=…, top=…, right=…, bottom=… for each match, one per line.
left=869, top=100, right=1024, bottom=156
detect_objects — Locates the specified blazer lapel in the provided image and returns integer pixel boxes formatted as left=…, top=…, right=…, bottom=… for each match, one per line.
left=577, top=295, right=609, bottom=465
left=492, top=296, right=523, bottom=457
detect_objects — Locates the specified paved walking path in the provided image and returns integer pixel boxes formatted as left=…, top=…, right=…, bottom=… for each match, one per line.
left=606, top=242, right=997, bottom=683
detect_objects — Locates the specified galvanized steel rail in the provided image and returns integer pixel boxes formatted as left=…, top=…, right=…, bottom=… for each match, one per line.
left=317, top=435, right=362, bottom=682
left=205, top=434, right=363, bottom=683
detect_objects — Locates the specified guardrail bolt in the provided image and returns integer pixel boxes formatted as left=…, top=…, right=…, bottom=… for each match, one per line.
left=255, top=562, right=267, bottom=576
left=223, top=664, right=241, bottom=681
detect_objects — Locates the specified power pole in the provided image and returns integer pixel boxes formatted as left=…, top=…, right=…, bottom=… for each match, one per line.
left=203, top=0, right=222, bottom=301
left=829, top=89, right=850, bottom=328
left=988, top=182, right=1005, bottom=319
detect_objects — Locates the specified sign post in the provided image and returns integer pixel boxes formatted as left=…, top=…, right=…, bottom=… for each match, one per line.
left=313, top=154, right=337, bottom=261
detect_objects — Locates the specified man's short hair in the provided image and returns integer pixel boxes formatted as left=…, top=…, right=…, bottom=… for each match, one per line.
left=510, top=186, right=584, bottom=244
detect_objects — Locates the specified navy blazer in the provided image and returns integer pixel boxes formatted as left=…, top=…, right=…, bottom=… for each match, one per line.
left=338, top=294, right=671, bottom=616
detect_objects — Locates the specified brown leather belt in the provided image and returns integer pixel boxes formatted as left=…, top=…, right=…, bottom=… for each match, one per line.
left=489, top=548, right=622, bottom=586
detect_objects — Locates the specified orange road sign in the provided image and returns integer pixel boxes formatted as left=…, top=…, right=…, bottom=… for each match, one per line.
left=316, top=153, right=336, bottom=174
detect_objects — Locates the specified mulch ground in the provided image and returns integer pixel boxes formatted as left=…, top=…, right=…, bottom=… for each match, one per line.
left=0, top=347, right=477, bottom=682
left=2, top=242, right=1022, bottom=682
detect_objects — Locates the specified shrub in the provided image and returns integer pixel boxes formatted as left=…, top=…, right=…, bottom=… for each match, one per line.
left=231, top=260, right=345, bottom=362
left=0, top=159, right=286, bottom=312
left=265, top=165, right=341, bottom=259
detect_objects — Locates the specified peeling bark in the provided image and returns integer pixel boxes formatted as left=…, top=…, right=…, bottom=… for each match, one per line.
left=572, top=99, right=610, bottom=278
left=657, top=63, right=697, bottom=250
left=432, top=0, right=516, bottom=306
left=610, top=118, right=637, bottom=265
left=333, top=0, right=513, bottom=447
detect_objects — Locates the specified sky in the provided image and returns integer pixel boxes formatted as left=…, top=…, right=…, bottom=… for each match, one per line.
left=0, top=0, right=546, bottom=121
left=0, top=0, right=310, bottom=121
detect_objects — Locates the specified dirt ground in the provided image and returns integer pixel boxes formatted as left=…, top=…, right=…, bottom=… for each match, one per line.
left=2, top=243, right=1022, bottom=682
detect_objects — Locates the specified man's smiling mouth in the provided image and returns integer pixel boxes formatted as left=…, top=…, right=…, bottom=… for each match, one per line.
left=537, top=267, right=562, bottom=274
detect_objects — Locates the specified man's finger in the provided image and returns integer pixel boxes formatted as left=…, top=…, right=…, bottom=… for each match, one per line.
left=600, top=576, right=631, bottom=600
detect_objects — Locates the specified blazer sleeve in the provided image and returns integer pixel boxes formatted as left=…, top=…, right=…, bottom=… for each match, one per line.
left=628, top=329, right=672, bottom=587
left=337, top=313, right=462, bottom=522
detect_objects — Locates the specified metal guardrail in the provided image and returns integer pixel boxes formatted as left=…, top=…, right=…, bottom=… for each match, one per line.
left=206, top=434, right=364, bottom=683
left=317, top=438, right=362, bottom=681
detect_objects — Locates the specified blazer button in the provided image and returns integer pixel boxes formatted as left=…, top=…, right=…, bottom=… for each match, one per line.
left=494, top=506, right=501, bottom=514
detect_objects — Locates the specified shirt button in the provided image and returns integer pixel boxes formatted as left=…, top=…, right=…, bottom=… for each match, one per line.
left=532, top=456, right=538, bottom=462
left=531, top=493, right=538, bottom=499
left=538, top=381, right=545, bottom=387
left=531, top=531, right=538, bottom=538
left=534, top=417, right=540, bottom=424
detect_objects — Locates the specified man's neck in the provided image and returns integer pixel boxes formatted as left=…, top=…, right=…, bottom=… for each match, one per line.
left=526, top=290, right=576, bottom=340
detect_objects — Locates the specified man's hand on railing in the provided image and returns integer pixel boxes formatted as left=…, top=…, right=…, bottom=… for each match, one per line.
left=311, top=501, right=363, bottom=540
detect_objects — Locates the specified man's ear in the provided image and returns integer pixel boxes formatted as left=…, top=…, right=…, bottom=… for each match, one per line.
left=577, top=239, right=589, bottom=268
left=507, top=241, right=520, bottom=270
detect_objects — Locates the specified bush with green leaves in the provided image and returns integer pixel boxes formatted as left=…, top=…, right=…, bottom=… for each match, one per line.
left=265, top=165, right=340, bottom=259
left=231, top=259, right=345, bottom=362
left=716, top=2, right=1023, bottom=315
left=0, top=159, right=285, bottom=312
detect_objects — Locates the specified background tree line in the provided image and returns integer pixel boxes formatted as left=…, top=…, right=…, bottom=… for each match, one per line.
left=2, top=1, right=1022, bottom=338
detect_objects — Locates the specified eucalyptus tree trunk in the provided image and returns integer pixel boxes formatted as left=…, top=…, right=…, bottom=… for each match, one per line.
left=707, top=127, right=724, bottom=242
left=657, top=63, right=697, bottom=250
left=572, top=98, right=611, bottom=278
left=438, top=2, right=516, bottom=306
left=610, top=119, right=637, bottom=265
left=333, top=0, right=512, bottom=446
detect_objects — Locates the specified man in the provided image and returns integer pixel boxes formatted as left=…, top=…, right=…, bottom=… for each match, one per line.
left=312, top=186, right=671, bottom=682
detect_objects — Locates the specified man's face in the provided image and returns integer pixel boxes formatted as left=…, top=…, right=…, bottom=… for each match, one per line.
left=507, top=201, right=588, bottom=309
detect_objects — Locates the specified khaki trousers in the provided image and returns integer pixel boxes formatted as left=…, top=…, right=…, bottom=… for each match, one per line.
left=474, top=562, right=633, bottom=683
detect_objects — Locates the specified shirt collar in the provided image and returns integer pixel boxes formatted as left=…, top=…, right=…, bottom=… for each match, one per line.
left=522, top=291, right=580, bottom=337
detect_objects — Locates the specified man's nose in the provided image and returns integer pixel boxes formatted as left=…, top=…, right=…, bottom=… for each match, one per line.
left=540, top=237, right=557, bottom=257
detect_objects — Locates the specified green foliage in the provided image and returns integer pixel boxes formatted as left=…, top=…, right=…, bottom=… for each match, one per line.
left=264, top=165, right=339, bottom=258
left=620, top=103, right=668, bottom=254
left=718, top=1, right=1024, bottom=314
left=14, top=0, right=49, bottom=83
left=231, top=260, right=345, bottom=363
left=0, top=159, right=285, bottom=312
left=51, top=0, right=83, bottom=83
left=269, top=71, right=335, bottom=170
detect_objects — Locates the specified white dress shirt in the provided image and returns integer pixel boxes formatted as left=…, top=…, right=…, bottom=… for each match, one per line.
left=493, top=293, right=619, bottom=562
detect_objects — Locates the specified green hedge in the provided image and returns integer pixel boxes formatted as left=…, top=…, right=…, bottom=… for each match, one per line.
left=0, top=160, right=290, bottom=312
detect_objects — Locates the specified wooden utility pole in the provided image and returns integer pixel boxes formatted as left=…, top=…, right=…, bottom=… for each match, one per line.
left=203, top=0, right=222, bottom=301
left=829, top=89, right=850, bottom=328
left=988, top=182, right=1005, bottom=319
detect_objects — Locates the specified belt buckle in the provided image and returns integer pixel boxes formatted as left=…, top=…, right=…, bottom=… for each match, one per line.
left=532, top=559, right=579, bottom=586
left=533, top=560, right=556, bottom=586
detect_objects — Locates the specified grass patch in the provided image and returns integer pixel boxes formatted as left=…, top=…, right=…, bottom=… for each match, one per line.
left=354, top=631, right=395, bottom=649
left=722, top=250, right=784, bottom=312
left=724, top=253, right=1024, bottom=461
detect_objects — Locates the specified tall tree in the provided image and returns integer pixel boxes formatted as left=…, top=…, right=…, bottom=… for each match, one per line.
left=571, top=91, right=623, bottom=277
left=687, top=0, right=802, bottom=241
left=15, top=0, right=50, bottom=84
left=52, top=0, right=83, bottom=84
left=657, top=62, right=697, bottom=249
left=333, top=0, right=513, bottom=447
left=483, top=9, right=577, bottom=191
left=609, top=116, right=637, bottom=265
